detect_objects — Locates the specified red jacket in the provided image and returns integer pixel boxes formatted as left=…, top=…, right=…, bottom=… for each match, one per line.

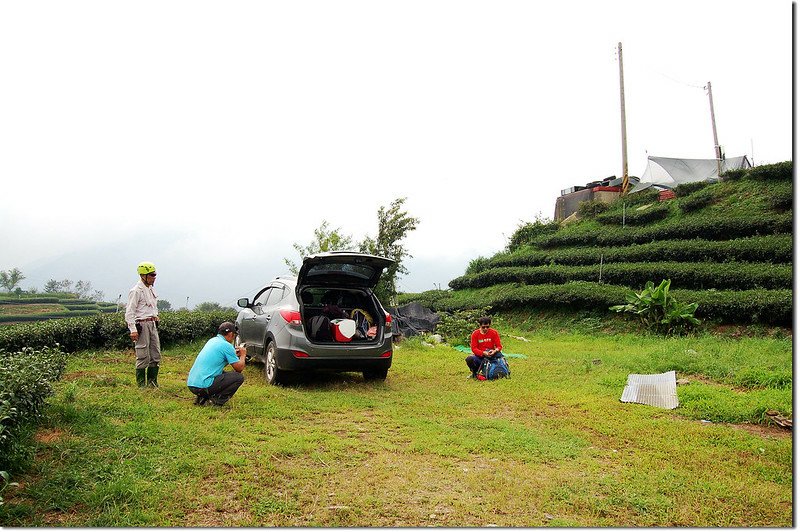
left=470, top=328, right=502, bottom=356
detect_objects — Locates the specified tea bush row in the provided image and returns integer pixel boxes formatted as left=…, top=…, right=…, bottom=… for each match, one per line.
left=747, top=160, right=793, bottom=181
left=485, top=235, right=792, bottom=270
left=0, top=297, right=62, bottom=305
left=58, top=304, right=98, bottom=311
left=769, top=184, right=793, bottom=212
left=0, top=346, right=68, bottom=472
left=0, top=310, right=101, bottom=324
left=0, top=310, right=237, bottom=353
left=403, top=283, right=791, bottom=326
left=595, top=202, right=672, bottom=225
left=450, top=262, right=792, bottom=291
left=678, top=189, right=716, bottom=213
left=674, top=181, right=710, bottom=197
left=531, top=213, right=792, bottom=249
left=577, top=200, right=610, bottom=217
left=506, top=219, right=560, bottom=252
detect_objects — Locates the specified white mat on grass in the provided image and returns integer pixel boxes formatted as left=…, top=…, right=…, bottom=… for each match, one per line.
left=620, top=370, right=679, bottom=409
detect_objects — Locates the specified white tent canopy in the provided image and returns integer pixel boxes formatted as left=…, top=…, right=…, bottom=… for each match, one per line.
left=639, top=155, right=752, bottom=188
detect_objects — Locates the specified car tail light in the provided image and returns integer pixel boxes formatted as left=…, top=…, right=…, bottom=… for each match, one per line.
left=380, top=351, right=392, bottom=358
left=384, top=312, right=392, bottom=326
left=280, top=309, right=302, bottom=328
left=292, top=350, right=309, bottom=358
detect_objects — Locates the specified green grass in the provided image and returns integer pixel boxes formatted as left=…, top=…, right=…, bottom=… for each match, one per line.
left=0, top=325, right=791, bottom=527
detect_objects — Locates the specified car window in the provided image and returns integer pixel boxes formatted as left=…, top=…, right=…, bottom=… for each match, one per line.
left=265, top=286, right=285, bottom=306
left=306, top=263, right=376, bottom=280
left=254, top=287, right=272, bottom=307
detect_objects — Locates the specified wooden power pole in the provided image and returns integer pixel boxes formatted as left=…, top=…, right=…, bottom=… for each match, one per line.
left=618, top=42, right=629, bottom=195
left=705, top=81, right=722, bottom=176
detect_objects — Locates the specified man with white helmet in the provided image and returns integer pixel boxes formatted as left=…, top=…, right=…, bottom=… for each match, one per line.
left=125, top=261, right=162, bottom=387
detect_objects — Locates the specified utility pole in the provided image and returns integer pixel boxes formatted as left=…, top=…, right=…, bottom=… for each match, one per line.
left=618, top=42, right=629, bottom=195
left=705, top=81, right=722, bottom=176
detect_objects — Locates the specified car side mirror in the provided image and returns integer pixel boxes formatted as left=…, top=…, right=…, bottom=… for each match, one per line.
left=237, top=298, right=250, bottom=308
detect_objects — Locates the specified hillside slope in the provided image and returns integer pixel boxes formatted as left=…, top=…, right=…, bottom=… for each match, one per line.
left=400, top=161, right=793, bottom=327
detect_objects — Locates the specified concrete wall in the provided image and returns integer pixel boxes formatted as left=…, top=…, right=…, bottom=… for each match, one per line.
left=554, top=189, right=620, bottom=222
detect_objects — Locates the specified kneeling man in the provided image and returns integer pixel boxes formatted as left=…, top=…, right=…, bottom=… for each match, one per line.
left=187, top=322, right=246, bottom=406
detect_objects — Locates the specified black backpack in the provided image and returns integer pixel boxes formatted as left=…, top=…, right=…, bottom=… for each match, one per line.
left=309, top=315, right=332, bottom=342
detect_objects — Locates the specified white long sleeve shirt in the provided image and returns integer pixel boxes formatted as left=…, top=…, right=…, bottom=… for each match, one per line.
left=125, top=280, right=159, bottom=332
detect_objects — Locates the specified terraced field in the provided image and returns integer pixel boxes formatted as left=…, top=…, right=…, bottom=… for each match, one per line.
left=401, top=161, right=793, bottom=327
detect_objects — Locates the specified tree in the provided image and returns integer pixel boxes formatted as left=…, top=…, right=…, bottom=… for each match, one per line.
left=74, top=280, right=92, bottom=299
left=0, top=268, right=25, bottom=292
left=44, top=279, right=72, bottom=293
left=157, top=300, right=173, bottom=312
left=359, top=197, right=420, bottom=305
left=284, top=220, right=355, bottom=275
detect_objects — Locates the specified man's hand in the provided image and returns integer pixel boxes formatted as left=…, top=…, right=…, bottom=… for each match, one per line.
left=235, top=345, right=246, bottom=356
left=130, top=331, right=139, bottom=343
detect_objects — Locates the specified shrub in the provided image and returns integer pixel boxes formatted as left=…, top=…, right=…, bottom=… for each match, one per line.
left=625, top=189, right=661, bottom=206
left=748, top=161, right=792, bottom=181
left=577, top=200, right=610, bottom=218
left=533, top=213, right=792, bottom=248
left=0, top=310, right=237, bottom=353
left=720, top=168, right=748, bottom=181
left=506, top=218, right=559, bottom=252
left=769, top=185, right=793, bottom=212
left=401, top=283, right=791, bottom=326
left=610, top=279, right=700, bottom=335
left=435, top=307, right=491, bottom=346
left=464, top=256, right=491, bottom=276
left=679, top=189, right=715, bottom=213
left=448, top=262, right=791, bottom=291
left=0, top=297, right=60, bottom=305
left=675, top=181, right=711, bottom=197
left=596, top=203, right=671, bottom=225
left=0, top=346, right=68, bottom=472
left=486, top=235, right=792, bottom=268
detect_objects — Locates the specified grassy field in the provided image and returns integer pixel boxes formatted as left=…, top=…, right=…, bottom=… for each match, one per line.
left=0, top=323, right=791, bottom=527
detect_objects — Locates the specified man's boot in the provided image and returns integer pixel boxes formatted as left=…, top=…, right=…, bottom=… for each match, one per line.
left=146, top=366, right=159, bottom=388
left=136, top=368, right=146, bottom=387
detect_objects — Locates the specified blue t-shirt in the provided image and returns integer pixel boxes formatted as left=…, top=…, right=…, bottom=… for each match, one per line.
left=187, top=335, right=240, bottom=389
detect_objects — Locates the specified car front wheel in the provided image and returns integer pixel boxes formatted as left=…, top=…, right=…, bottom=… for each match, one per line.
left=264, top=342, right=284, bottom=385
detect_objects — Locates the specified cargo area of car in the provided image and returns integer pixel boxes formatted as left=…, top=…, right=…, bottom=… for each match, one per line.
left=298, top=287, right=383, bottom=344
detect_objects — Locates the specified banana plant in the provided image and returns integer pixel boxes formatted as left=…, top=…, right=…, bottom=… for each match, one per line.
left=611, top=279, right=700, bottom=334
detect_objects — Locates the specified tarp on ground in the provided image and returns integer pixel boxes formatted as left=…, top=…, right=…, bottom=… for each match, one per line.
left=387, top=301, right=440, bottom=338
left=638, top=155, right=751, bottom=188
left=620, top=370, right=679, bottom=409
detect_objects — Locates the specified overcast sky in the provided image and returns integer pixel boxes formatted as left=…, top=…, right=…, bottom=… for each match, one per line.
left=0, top=0, right=792, bottom=308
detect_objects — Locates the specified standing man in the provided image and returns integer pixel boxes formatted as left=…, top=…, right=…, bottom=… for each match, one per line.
left=187, top=322, right=246, bottom=406
left=125, top=261, right=161, bottom=388
left=465, top=316, right=504, bottom=379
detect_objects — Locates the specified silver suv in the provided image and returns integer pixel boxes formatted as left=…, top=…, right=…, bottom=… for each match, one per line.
left=235, top=252, right=395, bottom=385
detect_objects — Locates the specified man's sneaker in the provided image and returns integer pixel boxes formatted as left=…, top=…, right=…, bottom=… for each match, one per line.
left=193, top=395, right=208, bottom=406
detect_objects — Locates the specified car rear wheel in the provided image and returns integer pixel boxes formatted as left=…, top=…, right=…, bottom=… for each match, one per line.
left=363, top=368, right=388, bottom=381
left=264, top=342, right=284, bottom=385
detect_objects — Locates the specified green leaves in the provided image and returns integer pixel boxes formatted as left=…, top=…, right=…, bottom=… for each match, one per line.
left=610, top=279, right=700, bottom=335
left=0, top=346, right=68, bottom=471
left=435, top=307, right=491, bottom=346
left=0, top=311, right=237, bottom=353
